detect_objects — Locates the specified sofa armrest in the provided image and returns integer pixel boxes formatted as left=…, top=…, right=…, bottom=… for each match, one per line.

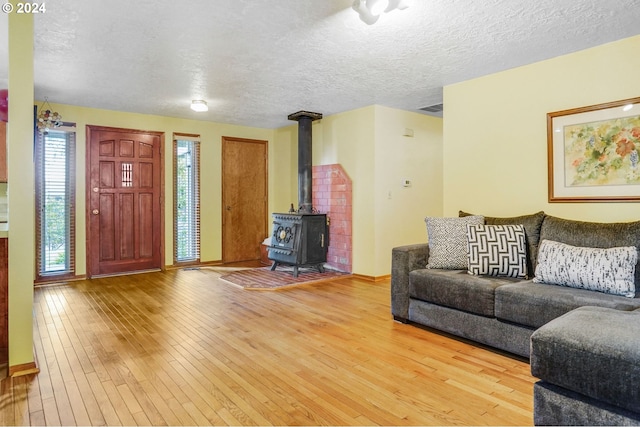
left=531, top=306, right=640, bottom=415
left=391, top=243, right=429, bottom=321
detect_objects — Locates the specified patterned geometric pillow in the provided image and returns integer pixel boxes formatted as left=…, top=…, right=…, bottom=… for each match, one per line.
left=460, top=210, right=545, bottom=274
left=534, top=240, right=638, bottom=297
left=466, top=224, right=527, bottom=278
left=425, top=215, right=484, bottom=269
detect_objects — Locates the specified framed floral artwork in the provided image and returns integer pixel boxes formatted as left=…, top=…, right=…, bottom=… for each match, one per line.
left=547, top=96, right=640, bottom=202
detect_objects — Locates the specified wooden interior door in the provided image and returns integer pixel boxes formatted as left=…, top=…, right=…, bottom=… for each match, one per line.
left=87, top=126, right=163, bottom=277
left=222, top=137, right=268, bottom=263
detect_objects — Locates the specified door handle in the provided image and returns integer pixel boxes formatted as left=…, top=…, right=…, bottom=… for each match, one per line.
left=92, top=209, right=99, bottom=215
left=226, top=206, right=232, bottom=211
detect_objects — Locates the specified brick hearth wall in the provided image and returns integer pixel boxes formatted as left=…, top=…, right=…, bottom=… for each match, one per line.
left=312, top=164, right=352, bottom=273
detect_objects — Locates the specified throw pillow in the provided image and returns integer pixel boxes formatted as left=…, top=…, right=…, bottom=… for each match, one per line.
left=466, top=224, right=527, bottom=278
left=425, top=215, right=484, bottom=269
left=534, top=239, right=638, bottom=298
left=539, top=215, right=640, bottom=286
left=460, top=210, right=545, bottom=274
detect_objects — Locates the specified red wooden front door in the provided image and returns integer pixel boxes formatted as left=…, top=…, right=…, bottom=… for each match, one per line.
left=87, top=126, right=163, bottom=277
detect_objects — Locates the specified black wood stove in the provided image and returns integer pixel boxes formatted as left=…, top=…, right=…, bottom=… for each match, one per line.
left=268, top=111, right=328, bottom=277
left=268, top=213, right=328, bottom=277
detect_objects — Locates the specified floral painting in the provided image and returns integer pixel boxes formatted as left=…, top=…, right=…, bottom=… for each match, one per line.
left=548, top=97, right=640, bottom=202
left=564, top=115, right=640, bottom=186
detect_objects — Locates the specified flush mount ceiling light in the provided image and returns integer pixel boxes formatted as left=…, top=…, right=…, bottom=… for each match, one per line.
left=352, top=0, right=409, bottom=25
left=190, top=100, right=208, bottom=112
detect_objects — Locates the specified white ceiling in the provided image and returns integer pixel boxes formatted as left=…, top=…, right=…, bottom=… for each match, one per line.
left=1, top=0, right=639, bottom=129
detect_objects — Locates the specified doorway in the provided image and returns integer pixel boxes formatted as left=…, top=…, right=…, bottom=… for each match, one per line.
left=86, top=126, right=163, bottom=277
left=221, top=137, right=268, bottom=263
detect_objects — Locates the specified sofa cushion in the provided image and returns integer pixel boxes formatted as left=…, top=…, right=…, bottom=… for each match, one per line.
left=409, top=268, right=519, bottom=317
left=534, top=240, right=637, bottom=297
left=539, top=215, right=640, bottom=287
left=495, top=281, right=640, bottom=328
left=531, top=307, right=640, bottom=414
left=425, top=215, right=484, bottom=269
left=466, top=224, right=527, bottom=278
left=534, top=381, right=640, bottom=426
left=460, top=211, right=545, bottom=276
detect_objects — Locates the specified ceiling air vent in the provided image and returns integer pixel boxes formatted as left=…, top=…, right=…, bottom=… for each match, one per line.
left=419, top=103, right=444, bottom=116
left=419, top=103, right=443, bottom=113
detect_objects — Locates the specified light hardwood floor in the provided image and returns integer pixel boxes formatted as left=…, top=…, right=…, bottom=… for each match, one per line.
left=1, top=268, right=535, bottom=426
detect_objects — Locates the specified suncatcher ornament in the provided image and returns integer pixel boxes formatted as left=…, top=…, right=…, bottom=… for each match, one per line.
left=36, top=98, right=63, bottom=133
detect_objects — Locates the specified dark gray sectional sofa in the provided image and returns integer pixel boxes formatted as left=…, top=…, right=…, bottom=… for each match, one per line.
left=391, top=212, right=640, bottom=425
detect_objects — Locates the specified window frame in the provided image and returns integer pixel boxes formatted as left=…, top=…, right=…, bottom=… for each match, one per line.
left=173, top=133, right=201, bottom=265
left=35, top=127, right=76, bottom=283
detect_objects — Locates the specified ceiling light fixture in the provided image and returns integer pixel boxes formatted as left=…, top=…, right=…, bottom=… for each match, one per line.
left=352, top=0, right=409, bottom=25
left=622, top=104, right=634, bottom=112
left=190, top=100, right=208, bottom=112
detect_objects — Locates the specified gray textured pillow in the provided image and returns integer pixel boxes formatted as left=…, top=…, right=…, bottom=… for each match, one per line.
left=539, top=215, right=640, bottom=286
left=425, top=215, right=484, bottom=269
left=467, top=224, right=527, bottom=278
left=534, top=239, right=638, bottom=297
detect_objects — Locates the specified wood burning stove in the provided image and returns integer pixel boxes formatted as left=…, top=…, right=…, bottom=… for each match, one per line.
left=268, top=110, right=328, bottom=276
left=268, top=213, right=328, bottom=277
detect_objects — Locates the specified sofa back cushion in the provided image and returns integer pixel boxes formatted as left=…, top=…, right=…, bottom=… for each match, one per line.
left=460, top=211, right=545, bottom=277
left=539, top=215, right=640, bottom=287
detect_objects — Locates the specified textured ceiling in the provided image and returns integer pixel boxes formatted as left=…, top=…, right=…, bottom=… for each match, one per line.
left=1, top=0, right=639, bottom=128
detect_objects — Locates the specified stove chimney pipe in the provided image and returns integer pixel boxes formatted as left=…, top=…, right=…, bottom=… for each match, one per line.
left=288, top=110, right=323, bottom=214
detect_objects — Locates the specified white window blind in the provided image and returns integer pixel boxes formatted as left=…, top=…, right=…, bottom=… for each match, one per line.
left=174, top=136, right=201, bottom=263
left=35, top=129, right=76, bottom=279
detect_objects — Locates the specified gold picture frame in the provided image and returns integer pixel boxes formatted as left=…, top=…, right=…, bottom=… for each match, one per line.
left=547, top=96, right=640, bottom=202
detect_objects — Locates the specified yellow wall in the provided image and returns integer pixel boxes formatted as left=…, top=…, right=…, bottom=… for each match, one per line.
left=274, top=105, right=443, bottom=276
left=269, top=123, right=298, bottom=213
left=7, top=5, right=35, bottom=368
left=41, top=103, right=276, bottom=273
left=316, top=106, right=377, bottom=276
left=443, top=35, right=640, bottom=222
left=373, top=105, right=443, bottom=274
